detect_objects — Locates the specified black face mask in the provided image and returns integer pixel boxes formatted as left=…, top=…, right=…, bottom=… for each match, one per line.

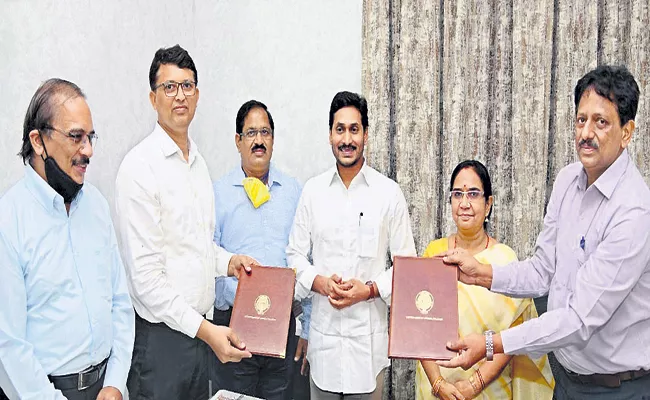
left=39, top=134, right=84, bottom=204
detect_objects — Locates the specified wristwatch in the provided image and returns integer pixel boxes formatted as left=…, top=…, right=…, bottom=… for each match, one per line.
left=365, top=280, right=376, bottom=300
left=484, top=330, right=495, bottom=361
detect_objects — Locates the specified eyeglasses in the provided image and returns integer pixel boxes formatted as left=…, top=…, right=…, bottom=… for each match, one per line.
left=153, top=80, right=197, bottom=97
left=239, top=128, right=273, bottom=140
left=450, top=189, right=484, bottom=202
left=42, top=126, right=98, bottom=147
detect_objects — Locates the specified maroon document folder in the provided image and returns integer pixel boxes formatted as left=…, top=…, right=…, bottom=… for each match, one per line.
left=230, top=265, right=295, bottom=358
left=388, top=256, right=459, bottom=360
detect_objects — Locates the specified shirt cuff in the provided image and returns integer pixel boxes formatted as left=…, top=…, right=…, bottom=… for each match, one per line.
left=216, top=250, right=234, bottom=277
left=375, top=271, right=392, bottom=303
left=500, top=322, right=546, bottom=358
left=489, top=263, right=509, bottom=292
left=296, top=267, right=318, bottom=300
left=180, top=309, right=205, bottom=338
left=102, top=365, right=127, bottom=399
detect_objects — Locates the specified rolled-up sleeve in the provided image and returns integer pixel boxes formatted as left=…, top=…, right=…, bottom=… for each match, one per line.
left=500, top=209, right=650, bottom=359
left=115, top=158, right=204, bottom=338
left=102, top=226, right=135, bottom=395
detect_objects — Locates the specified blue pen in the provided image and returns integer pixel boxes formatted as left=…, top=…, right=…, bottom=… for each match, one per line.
left=580, top=236, right=585, bottom=250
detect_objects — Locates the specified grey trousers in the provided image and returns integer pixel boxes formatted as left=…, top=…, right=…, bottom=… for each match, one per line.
left=310, top=369, right=385, bottom=400
left=551, top=353, right=650, bottom=400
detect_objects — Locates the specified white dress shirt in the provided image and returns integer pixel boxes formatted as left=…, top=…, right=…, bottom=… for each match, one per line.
left=492, top=150, right=650, bottom=374
left=287, top=162, right=416, bottom=394
left=115, top=123, right=232, bottom=338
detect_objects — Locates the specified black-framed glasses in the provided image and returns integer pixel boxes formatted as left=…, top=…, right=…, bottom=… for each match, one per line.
left=450, top=189, right=484, bottom=202
left=153, top=80, right=197, bottom=97
left=239, top=128, right=273, bottom=140
left=42, top=126, right=98, bottom=147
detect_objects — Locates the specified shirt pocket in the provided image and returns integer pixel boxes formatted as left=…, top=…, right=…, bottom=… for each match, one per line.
left=358, top=217, right=380, bottom=258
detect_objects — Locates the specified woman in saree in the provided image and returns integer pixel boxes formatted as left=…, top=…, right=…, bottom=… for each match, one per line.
left=416, top=160, right=554, bottom=400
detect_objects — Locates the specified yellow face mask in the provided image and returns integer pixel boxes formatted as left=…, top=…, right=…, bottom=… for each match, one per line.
left=243, top=177, right=270, bottom=208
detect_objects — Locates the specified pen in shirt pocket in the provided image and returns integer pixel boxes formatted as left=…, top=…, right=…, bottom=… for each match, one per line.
left=358, top=212, right=363, bottom=226
left=580, top=236, right=585, bottom=250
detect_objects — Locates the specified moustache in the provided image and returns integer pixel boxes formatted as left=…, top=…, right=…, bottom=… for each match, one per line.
left=579, top=139, right=599, bottom=149
left=72, top=156, right=90, bottom=167
left=252, top=144, right=266, bottom=152
left=338, top=144, right=357, bottom=151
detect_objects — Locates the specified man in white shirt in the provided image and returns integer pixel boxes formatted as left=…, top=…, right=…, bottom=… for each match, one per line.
left=115, top=45, right=254, bottom=400
left=287, top=91, right=417, bottom=399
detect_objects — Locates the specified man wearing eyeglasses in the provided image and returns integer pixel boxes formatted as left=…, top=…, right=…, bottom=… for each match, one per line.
left=209, top=100, right=311, bottom=400
left=0, top=79, right=134, bottom=400
left=115, top=45, right=255, bottom=400
left=439, top=66, right=650, bottom=399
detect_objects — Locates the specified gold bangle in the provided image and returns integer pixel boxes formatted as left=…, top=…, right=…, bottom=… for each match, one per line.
left=476, top=369, right=486, bottom=391
left=431, top=376, right=445, bottom=397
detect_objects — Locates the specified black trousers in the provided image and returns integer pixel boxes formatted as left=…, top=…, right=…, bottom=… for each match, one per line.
left=551, top=352, right=650, bottom=400
left=210, top=307, right=298, bottom=400
left=127, top=313, right=212, bottom=400
left=0, top=369, right=104, bottom=400
left=292, top=357, right=311, bottom=400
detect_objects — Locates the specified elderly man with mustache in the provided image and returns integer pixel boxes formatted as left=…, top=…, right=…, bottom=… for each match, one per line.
left=0, top=79, right=134, bottom=400
left=209, top=100, right=311, bottom=400
left=439, top=65, right=650, bottom=399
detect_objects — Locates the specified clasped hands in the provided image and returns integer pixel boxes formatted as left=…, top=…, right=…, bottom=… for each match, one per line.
left=314, top=274, right=372, bottom=309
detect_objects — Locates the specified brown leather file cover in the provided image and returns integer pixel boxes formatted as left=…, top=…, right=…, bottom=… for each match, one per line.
left=388, top=256, right=458, bottom=360
left=230, top=265, right=295, bottom=358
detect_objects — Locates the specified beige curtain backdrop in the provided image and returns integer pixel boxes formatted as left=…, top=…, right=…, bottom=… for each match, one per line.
left=362, top=0, right=649, bottom=398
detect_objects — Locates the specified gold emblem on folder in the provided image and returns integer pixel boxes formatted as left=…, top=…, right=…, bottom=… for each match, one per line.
left=415, top=290, right=434, bottom=314
left=254, top=295, right=271, bottom=316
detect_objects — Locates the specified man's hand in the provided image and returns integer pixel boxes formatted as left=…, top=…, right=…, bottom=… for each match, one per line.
left=197, top=320, right=252, bottom=363
left=312, top=274, right=343, bottom=298
left=96, top=386, right=122, bottom=400
left=438, top=249, right=492, bottom=288
left=227, top=254, right=259, bottom=279
left=294, top=337, right=310, bottom=376
left=328, top=278, right=370, bottom=309
left=436, top=333, right=486, bottom=370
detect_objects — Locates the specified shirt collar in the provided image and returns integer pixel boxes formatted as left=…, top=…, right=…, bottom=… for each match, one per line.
left=23, top=163, right=84, bottom=212
left=329, top=159, right=372, bottom=187
left=576, top=149, right=629, bottom=199
left=153, top=122, right=198, bottom=164
left=229, top=164, right=284, bottom=187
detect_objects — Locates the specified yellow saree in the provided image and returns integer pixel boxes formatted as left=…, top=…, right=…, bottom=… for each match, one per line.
left=415, top=239, right=554, bottom=399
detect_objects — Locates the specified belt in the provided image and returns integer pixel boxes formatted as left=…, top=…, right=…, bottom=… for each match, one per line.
left=48, top=357, right=108, bottom=391
left=564, top=366, right=650, bottom=388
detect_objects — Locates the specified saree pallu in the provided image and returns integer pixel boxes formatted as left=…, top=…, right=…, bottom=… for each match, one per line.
left=415, top=239, right=554, bottom=399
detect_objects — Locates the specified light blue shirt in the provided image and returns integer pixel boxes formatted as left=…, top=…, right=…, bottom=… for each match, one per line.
left=213, top=165, right=311, bottom=338
left=0, top=166, right=135, bottom=399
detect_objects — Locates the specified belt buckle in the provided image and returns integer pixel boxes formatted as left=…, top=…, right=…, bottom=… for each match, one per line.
left=77, top=368, right=97, bottom=391
left=77, top=372, right=90, bottom=391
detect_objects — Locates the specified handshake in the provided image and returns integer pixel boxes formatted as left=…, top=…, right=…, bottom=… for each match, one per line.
left=312, top=274, right=377, bottom=309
